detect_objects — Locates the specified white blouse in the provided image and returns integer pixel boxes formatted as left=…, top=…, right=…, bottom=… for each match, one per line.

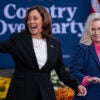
left=32, top=38, right=47, bottom=70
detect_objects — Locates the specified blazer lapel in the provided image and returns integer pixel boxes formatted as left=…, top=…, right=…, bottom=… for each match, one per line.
left=47, top=37, right=55, bottom=62
left=22, top=33, right=39, bottom=70
left=22, top=35, right=56, bottom=70
left=41, top=37, right=55, bottom=70
left=89, top=44, right=100, bottom=66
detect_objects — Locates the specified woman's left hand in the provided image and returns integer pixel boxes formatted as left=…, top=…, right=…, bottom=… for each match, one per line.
left=77, top=85, right=87, bottom=96
left=87, top=77, right=100, bottom=84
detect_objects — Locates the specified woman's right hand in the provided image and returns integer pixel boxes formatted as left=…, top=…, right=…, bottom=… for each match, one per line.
left=77, top=85, right=87, bottom=96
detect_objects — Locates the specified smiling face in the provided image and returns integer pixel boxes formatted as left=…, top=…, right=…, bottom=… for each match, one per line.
left=27, top=9, right=43, bottom=39
left=91, top=20, right=100, bottom=44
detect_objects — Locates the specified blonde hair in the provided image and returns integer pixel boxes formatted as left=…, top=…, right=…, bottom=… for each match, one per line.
left=80, top=13, right=100, bottom=45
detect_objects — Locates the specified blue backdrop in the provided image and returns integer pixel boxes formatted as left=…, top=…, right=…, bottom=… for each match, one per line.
left=0, top=0, right=90, bottom=68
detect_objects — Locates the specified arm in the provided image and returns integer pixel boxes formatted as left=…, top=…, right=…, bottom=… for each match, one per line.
left=54, top=41, right=80, bottom=92
left=0, top=34, right=15, bottom=53
left=54, top=41, right=87, bottom=96
left=82, top=76, right=100, bottom=86
left=70, top=44, right=100, bottom=86
left=70, top=44, right=86, bottom=82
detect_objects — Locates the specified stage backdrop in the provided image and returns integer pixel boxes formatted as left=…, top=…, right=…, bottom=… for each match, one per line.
left=0, top=0, right=90, bottom=68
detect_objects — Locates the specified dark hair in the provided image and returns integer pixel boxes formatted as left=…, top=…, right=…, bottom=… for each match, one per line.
left=25, top=6, right=52, bottom=38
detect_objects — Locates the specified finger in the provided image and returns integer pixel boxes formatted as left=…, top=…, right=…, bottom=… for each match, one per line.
left=77, top=93, right=84, bottom=96
left=77, top=91, right=86, bottom=96
left=78, top=88, right=87, bottom=96
left=91, top=77, right=100, bottom=83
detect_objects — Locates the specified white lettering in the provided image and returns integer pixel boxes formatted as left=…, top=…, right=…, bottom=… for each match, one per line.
left=8, top=23, right=25, bottom=33
left=52, top=23, right=61, bottom=34
left=77, top=23, right=84, bottom=37
left=8, top=24, right=18, bottom=33
left=4, top=4, right=16, bottom=19
left=61, top=23, right=69, bottom=33
left=66, top=7, right=77, bottom=21
left=0, top=19, right=25, bottom=35
left=4, top=4, right=27, bottom=19
left=49, top=5, right=57, bottom=18
left=1, top=4, right=85, bottom=37
left=16, top=8, right=26, bottom=19
left=0, top=20, right=7, bottom=35
left=52, top=21, right=84, bottom=37
left=17, top=24, right=25, bottom=32
left=57, top=7, right=66, bottom=18
left=70, top=20, right=77, bottom=34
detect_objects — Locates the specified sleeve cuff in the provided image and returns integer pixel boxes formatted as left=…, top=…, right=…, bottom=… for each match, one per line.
left=81, top=76, right=91, bottom=86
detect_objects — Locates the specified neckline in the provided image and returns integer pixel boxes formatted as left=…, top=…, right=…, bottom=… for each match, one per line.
left=32, top=38, right=46, bottom=48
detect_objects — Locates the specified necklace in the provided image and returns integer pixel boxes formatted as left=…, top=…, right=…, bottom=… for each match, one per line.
left=32, top=38, right=44, bottom=48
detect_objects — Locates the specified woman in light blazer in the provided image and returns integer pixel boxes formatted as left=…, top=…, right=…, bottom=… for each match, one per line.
left=70, top=13, right=100, bottom=100
left=0, top=6, right=86, bottom=100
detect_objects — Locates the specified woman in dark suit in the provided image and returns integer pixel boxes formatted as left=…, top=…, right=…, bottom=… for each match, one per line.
left=70, top=13, right=100, bottom=100
left=0, top=6, right=86, bottom=100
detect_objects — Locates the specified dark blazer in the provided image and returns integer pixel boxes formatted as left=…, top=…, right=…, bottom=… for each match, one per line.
left=70, top=43, right=100, bottom=100
left=0, top=32, right=79, bottom=100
